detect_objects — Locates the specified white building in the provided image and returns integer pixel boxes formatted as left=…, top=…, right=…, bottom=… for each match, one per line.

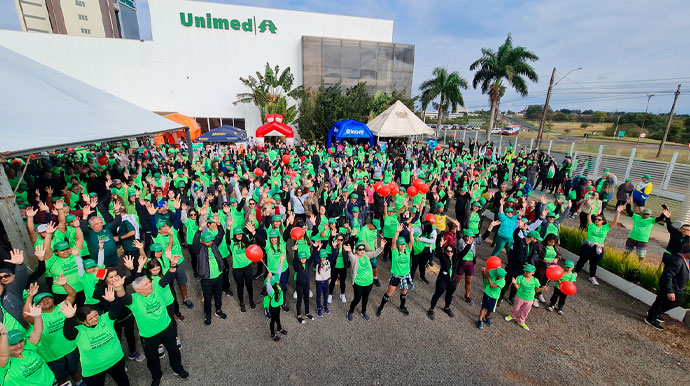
left=0, top=0, right=414, bottom=138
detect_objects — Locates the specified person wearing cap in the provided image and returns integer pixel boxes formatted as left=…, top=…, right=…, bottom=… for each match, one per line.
left=381, top=201, right=401, bottom=263
left=632, top=174, right=653, bottom=212
left=645, top=243, right=690, bottom=331
left=180, top=204, right=200, bottom=278
left=547, top=260, right=576, bottom=315
left=577, top=191, right=603, bottom=230
left=531, top=233, right=562, bottom=307
left=624, top=201, right=664, bottom=260
left=376, top=223, right=415, bottom=317
left=294, top=249, right=317, bottom=324
left=314, top=247, right=337, bottom=318
left=193, top=224, right=227, bottom=326
left=264, top=270, right=288, bottom=342
left=504, top=263, right=543, bottom=331
left=23, top=278, right=80, bottom=386
left=326, top=229, right=349, bottom=304
left=498, top=223, right=540, bottom=305
left=492, top=197, right=519, bottom=257
left=0, top=304, right=53, bottom=385
left=346, top=239, right=385, bottom=322
left=80, top=199, right=123, bottom=268
left=476, top=267, right=507, bottom=328
left=227, top=224, right=258, bottom=313
left=266, top=229, right=290, bottom=313
left=426, top=232, right=460, bottom=321
left=410, top=220, right=437, bottom=285
left=615, top=178, right=634, bottom=216
left=576, top=205, right=624, bottom=286
left=42, top=226, right=86, bottom=305
left=456, top=220, right=501, bottom=306
left=357, top=219, right=382, bottom=287
left=61, top=275, right=132, bottom=385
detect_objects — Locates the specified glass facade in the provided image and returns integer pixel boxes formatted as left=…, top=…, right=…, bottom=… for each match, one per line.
left=302, top=36, right=414, bottom=97
left=195, top=117, right=246, bottom=133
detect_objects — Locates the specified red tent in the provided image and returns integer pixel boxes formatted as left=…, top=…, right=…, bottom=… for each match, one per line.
left=255, top=114, right=294, bottom=144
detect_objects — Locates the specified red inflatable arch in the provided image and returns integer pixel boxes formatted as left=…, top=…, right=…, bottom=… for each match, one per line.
left=256, top=114, right=294, bottom=139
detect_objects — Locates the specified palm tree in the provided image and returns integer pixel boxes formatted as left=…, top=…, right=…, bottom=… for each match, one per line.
left=470, top=33, right=539, bottom=135
left=235, top=63, right=303, bottom=124
left=419, top=67, right=468, bottom=137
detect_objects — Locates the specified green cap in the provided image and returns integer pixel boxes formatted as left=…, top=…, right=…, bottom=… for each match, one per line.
left=355, top=241, right=366, bottom=249
left=200, top=232, right=215, bottom=242
left=82, top=259, right=97, bottom=269
left=527, top=230, right=543, bottom=241
left=65, top=214, right=76, bottom=222
left=33, top=292, right=53, bottom=305
left=128, top=188, right=137, bottom=197
left=463, top=229, right=476, bottom=237
left=176, top=181, right=185, bottom=188
left=229, top=198, right=237, bottom=204
left=54, top=241, right=70, bottom=251
left=309, top=187, right=315, bottom=192
left=233, top=228, right=244, bottom=235
left=436, top=202, right=444, bottom=208
left=372, top=219, right=381, bottom=230
left=177, top=168, right=183, bottom=174
left=524, top=264, right=536, bottom=273
left=352, top=206, right=360, bottom=212
left=410, top=206, right=418, bottom=213
left=504, top=208, right=514, bottom=213
left=491, top=267, right=507, bottom=279
left=328, top=218, right=337, bottom=223
left=272, top=194, right=281, bottom=200
left=564, top=260, right=575, bottom=268
left=269, top=230, right=280, bottom=238
left=319, top=250, right=328, bottom=258
left=520, top=176, right=527, bottom=181
left=7, top=330, right=24, bottom=345
left=396, top=236, right=406, bottom=245
left=88, top=192, right=98, bottom=197
left=351, top=193, right=358, bottom=199
left=297, top=251, right=308, bottom=259
left=506, top=197, right=516, bottom=203
left=338, top=227, right=347, bottom=235
left=642, top=174, right=651, bottom=179
left=547, top=212, right=556, bottom=218
left=642, top=208, right=652, bottom=215
left=156, top=220, right=168, bottom=229
left=625, top=178, right=631, bottom=182
left=150, top=243, right=164, bottom=252
left=472, top=201, right=482, bottom=207
left=272, top=215, right=282, bottom=222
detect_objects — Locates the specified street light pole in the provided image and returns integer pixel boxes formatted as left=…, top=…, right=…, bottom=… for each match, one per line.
left=535, top=66, right=582, bottom=149
left=637, top=94, right=654, bottom=149
left=656, top=85, right=681, bottom=158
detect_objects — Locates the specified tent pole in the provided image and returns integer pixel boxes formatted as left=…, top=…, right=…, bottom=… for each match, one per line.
left=12, top=157, right=30, bottom=195
left=0, top=165, right=36, bottom=266
left=184, top=128, right=194, bottom=154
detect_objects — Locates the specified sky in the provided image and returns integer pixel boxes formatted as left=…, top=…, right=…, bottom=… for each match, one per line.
left=2, top=0, right=689, bottom=114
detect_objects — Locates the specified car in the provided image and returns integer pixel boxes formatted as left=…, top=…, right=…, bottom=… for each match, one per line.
left=429, top=124, right=437, bottom=128
left=491, top=127, right=502, bottom=134
left=442, top=125, right=451, bottom=130
left=502, top=125, right=520, bottom=135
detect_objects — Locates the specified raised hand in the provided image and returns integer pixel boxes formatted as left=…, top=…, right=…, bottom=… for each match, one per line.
left=396, top=223, right=404, bottom=232
left=112, top=200, right=122, bottom=213
left=24, top=303, right=42, bottom=318
left=45, top=186, right=54, bottom=196
left=25, top=206, right=38, bottom=218
left=132, top=239, right=144, bottom=250
left=38, top=201, right=50, bottom=213
left=34, top=245, right=45, bottom=260
left=112, top=275, right=126, bottom=288
left=28, top=282, right=39, bottom=297
left=54, top=199, right=65, bottom=210
left=103, top=286, right=116, bottom=302
left=138, top=255, right=147, bottom=270
left=8, top=249, right=24, bottom=265
left=54, top=273, right=68, bottom=286
left=123, top=255, right=134, bottom=270
left=146, top=202, right=157, bottom=215
left=171, top=255, right=181, bottom=266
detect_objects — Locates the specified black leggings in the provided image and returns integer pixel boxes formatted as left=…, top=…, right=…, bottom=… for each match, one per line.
left=382, top=237, right=394, bottom=262
left=430, top=275, right=456, bottom=310
left=329, top=267, right=347, bottom=295
left=114, top=312, right=137, bottom=354
left=82, top=357, right=130, bottom=386
left=296, top=285, right=310, bottom=315
left=222, top=257, right=232, bottom=292
left=499, top=272, right=518, bottom=302
left=410, top=250, right=430, bottom=281
left=348, top=284, right=373, bottom=314
left=187, top=247, right=198, bottom=275
left=575, top=243, right=603, bottom=277
left=269, top=306, right=282, bottom=336
left=232, top=265, right=255, bottom=306
left=549, top=287, right=568, bottom=309
left=201, top=276, right=223, bottom=317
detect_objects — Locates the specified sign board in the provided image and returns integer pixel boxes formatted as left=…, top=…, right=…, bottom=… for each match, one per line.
left=378, top=141, right=387, bottom=152
left=180, top=12, right=277, bottom=34
left=640, top=132, right=646, bottom=138
left=427, top=138, right=438, bottom=148
left=617, top=131, right=626, bottom=137
left=192, top=143, right=204, bottom=150
left=119, top=0, right=136, bottom=10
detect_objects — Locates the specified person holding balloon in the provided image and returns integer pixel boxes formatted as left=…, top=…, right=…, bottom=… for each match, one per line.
left=226, top=224, right=257, bottom=313
left=476, top=264, right=506, bottom=328
left=532, top=233, right=562, bottom=307
left=267, top=229, right=290, bottom=312
left=547, top=260, right=577, bottom=314
left=264, top=270, right=288, bottom=342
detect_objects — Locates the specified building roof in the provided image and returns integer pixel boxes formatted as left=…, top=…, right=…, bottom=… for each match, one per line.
left=0, top=45, right=181, bottom=157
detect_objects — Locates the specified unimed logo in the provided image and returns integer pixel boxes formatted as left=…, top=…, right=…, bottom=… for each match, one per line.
left=179, top=12, right=277, bottom=34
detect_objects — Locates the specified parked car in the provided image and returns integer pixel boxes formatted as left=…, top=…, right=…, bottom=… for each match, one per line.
left=429, top=124, right=437, bottom=128
left=491, top=127, right=502, bottom=134
left=442, top=125, right=451, bottom=130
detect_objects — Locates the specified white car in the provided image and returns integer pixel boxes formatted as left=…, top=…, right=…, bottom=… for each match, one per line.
left=491, top=127, right=502, bottom=134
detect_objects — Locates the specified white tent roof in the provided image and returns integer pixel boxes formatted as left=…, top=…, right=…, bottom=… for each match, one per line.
left=367, top=100, right=435, bottom=137
left=0, top=45, right=181, bottom=156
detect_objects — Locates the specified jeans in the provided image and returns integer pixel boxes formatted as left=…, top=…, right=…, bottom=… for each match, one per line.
left=315, top=280, right=329, bottom=309
left=140, top=324, right=184, bottom=382
left=232, top=265, right=255, bottom=306
left=82, top=357, right=130, bottom=386
left=575, top=243, right=603, bottom=277
left=329, top=267, right=347, bottom=295
left=296, top=285, right=310, bottom=315
left=279, top=269, right=290, bottom=294
left=430, top=275, right=457, bottom=310
left=348, top=283, right=373, bottom=314
left=201, top=276, right=223, bottom=317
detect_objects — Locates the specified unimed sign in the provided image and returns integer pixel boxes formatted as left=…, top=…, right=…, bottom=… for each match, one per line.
left=179, top=12, right=277, bottom=34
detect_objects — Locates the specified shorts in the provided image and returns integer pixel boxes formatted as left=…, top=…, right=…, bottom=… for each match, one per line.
left=388, top=274, right=414, bottom=291
left=625, top=238, right=649, bottom=257
left=174, top=261, right=188, bottom=285
left=370, top=257, right=378, bottom=269
left=481, top=293, right=498, bottom=313
left=632, top=198, right=646, bottom=207
left=47, top=348, right=80, bottom=379
left=457, top=260, right=474, bottom=276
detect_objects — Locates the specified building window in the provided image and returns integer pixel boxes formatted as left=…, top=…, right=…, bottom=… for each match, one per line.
left=75, top=0, right=85, bottom=6
left=80, top=28, right=91, bottom=34
left=78, top=14, right=88, bottom=21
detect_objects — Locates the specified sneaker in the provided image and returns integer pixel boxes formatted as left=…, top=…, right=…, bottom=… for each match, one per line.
left=346, top=313, right=353, bottom=322
left=305, top=314, right=314, bottom=321
left=152, top=378, right=161, bottom=386
left=324, top=306, right=330, bottom=315
left=546, top=306, right=555, bottom=312
left=309, top=290, right=313, bottom=298
left=158, top=346, right=165, bottom=359
left=420, top=277, right=430, bottom=285
left=465, top=297, right=474, bottom=306
left=399, top=306, right=410, bottom=316
left=272, top=334, right=281, bottom=342
left=376, top=307, right=383, bottom=317
left=442, top=308, right=454, bottom=318
left=127, top=352, right=146, bottom=362
left=182, top=299, right=194, bottom=309
left=204, top=317, right=211, bottom=325
left=297, top=316, right=305, bottom=324
left=173, top=369, right=189, bottom=380
left=215, top=310, right=227, bottom=319
left=174, top=313, right=185, bottom=321
left=250, top=303, right=256, bottom=311
left=253, top=271, right=265, bottom=280
left=279, top=329, right=288, bottom=335
left=373, top=278, right=381, bottom=287
left=340, top=293, right=347, bottom=303
left=537, top=294, right=546, bottom=303
left=506, top=298, right=514, bottom=306
left=532, top=301, right=540, bottom=308
left=476, top=320, right=484, bottom=329
left=281, top=304, right=290, bottom=313
left=505, top=315, right=514, bottom=322
left=224, top=289, right=233, bottom=297
left=317, top=308, right=323, bottom=318
left=176, top=337, right=181, bottom=349
left=327, top=295, right=333, bottom=304
left=518, top=323, right=530, bottom=331
left=293, top=291, right=298, bottom=299
left=264, top=310, right=270, bottom=319
left=557, top=309, right=564, bottom=315
left=483, top=317, right=493, bottom=327
left=426, top=310, right=435, bottom=320
left=361, top=313, right=370, bottom=321
left=589, top=277, right=600, bottom=285
left=428, top=260, right=433, bottom=267
left=240, top=304, right=246, bottom=313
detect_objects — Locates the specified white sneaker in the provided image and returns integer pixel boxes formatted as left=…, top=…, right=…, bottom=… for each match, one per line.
left=293, top=291, right=298, bottom=299
left=340, top=293, right=347, bottom=303
left=589, top=277, right=599, bottom=285
left=327, top=295, right=332, bottom=304
left=537, top=294, right=546, bottom=303
left=532, top=301, right=540, bottom=308
left=309, top=290, right=313, bottom=298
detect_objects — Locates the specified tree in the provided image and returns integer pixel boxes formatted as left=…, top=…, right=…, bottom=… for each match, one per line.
left=590, top=111, right=608, bottom=123
left=235, top=63, right=303, bottom=125
left=525, top=104, right=546, bottom=120
left=553, top=112, right=569, bottom=122
left=419, top=67, right=468, bottom=136
left=470, top=33, right=539, bottom=135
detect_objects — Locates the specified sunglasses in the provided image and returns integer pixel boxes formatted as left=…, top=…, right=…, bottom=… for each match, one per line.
left=357, top=247, right=365, bottom=251
left=0, top=274, right=11, bottom=280
left=337, top=238, right=344, bottom=242
left=446, top=249, right=453, bottom=253
left=249, top=202, right=256, bottom=206
left=595, top=218, right=603, bottom=221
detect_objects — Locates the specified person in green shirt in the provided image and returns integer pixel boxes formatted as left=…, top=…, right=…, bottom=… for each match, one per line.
left=42, top=229, right=86, bottom=306
left=477, top=267, right=506, bottom=329
left=193, top=226, right=227, bottom=326
left=266, top=230, right=290, bottom=312
left=0, top=305, right=54, bottom=386
left=505, top=264, right=543, bottom=331
left=357, top=220, right=381, bottom=287
left=345, top=241, right=384, bottom=322
left=547, top=260, right=576, bottom=314
left=575, top=204, right=624, bottom=286
left=376, top=224, right=415, bottom=317
left=227, top=226, right=257, bottom=312
left=264, top=272, right=287, bottom=342
left=625, top=203, right=664, bottom=260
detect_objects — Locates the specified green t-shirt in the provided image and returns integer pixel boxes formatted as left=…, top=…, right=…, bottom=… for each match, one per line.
left=463, top=248, right=474, bottom=262
left=628, top=214, right=656, bottom=242
left=81, top=272, right=100, bottom=305
left=515, top=275, right=540, bottom=301
left=586, top=223, right=610, bottom=244
left=208, top=246, right=222, bottom=279
left=46, top=255, right=83, bottom=294
left=184, top=218, right=199, bottom=245
left=117, top=220, right=137, bottom=253
left=74, top=314, right=123, bottom=377
left=468, top=212, right=481, bottom=235
left=555, top=271, right=577, bottom=290
left=483, top=277, right=506, bottom=299
left=127, top=286, right=171, bottom=338
left=401, top=170, right=411, bottom=185
left=544, top=245, right=557, bottom=262
left=353, top=256, right=373, bottom=286
left=266, top=244, right=287, bottom=274
left=37, top=305, right=77, bottom=362
left=152, top=228, right=184, bottom=264
left=382, top=215, right=398, bottom=238
left=391, top=247, right=411, bottom=276
left=326, top=245, right=345, bottom=269
left=230, top=241, right=251, bottom=269
left=0, top=344, right=55, bottom=386
left=152, top=276, right=174, bottom=306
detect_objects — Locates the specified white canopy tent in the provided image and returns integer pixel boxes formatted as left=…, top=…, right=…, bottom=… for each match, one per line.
left=367, top=100, right=435, bottom=138
left=0, top=45, right=182, bottom=156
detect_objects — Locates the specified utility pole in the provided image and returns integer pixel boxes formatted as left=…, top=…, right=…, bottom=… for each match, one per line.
left=656, top=84, right=681, bottom=158
left=536, top=67, right=556, bottom=150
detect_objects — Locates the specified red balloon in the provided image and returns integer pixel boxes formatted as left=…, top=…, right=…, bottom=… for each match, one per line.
left=406, top=186, right=418, bottom=197
left=97, top=155, right=108, bottom=165
left=328, top=148, right=334, bottom=154
left=412, top=178, right=423, bottom=189
left=29, top=154, right=37, bottom=160
left=560, top=281, right=577, bottom=296
left=246, top=245, right=263, bottom=262
left=299, top=156, right=305, bottom=162
left=290, top=227, right=305, bottom=241
left=486, top=256, right=502, bottom=270
left=374, top=181, right=384, bottom=192
left=418, top=183, right=429, bottom=194
left=434, top=145, right=441, bottom=150
left=424, top=213, right=436, bottom=223
left=282, top=155, right=290, bottom=164
left=473, top=170, right=479, bottom=177
left=379, top=185, right=391, bottom=197
left=389, top=184, right=399, bottom=196
left=451, top=133, right=455, bottom=137
left=365, top=144, right=369, bottom=149
left=254, top=168, right=263, bottom=177
left=546, top=265, right=565, bottom=281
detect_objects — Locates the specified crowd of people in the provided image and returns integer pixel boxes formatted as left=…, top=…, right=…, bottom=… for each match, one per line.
left=1, top=137, right=688, bottom=386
